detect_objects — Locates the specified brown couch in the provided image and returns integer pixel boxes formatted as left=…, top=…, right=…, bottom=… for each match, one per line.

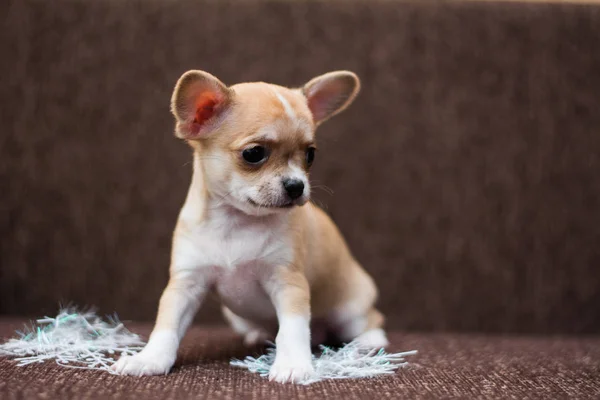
left=2, top=0, right=600, bottom=398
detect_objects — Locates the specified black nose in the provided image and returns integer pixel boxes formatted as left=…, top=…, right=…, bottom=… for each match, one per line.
left=283, top=178, right=304, bottom=200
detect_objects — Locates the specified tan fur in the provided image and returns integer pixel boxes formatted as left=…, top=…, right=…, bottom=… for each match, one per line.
left=113, top=70, right=387, bottom=382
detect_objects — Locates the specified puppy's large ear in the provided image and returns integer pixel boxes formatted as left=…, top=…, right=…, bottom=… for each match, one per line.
left=302, top=71, right=360, bottom=125
left=170, top=70, right=233, bottom=139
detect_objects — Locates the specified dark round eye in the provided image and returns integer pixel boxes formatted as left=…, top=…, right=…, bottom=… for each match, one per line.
left=306, top=147, right=316, bottom=166
left=242, top=146, right=267, bottom=164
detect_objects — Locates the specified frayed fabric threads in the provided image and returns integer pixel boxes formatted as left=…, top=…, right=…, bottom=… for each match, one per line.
left=1, top=309, right=417, bottom=384
left=231, top=342, right=417, bottom=385
left=0, top=309, right=144, bottom=373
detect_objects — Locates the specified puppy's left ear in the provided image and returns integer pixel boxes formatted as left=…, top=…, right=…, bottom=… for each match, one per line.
left=302, top=71, right=360, bottom=125
left=170, top=70, right=233, bottom=140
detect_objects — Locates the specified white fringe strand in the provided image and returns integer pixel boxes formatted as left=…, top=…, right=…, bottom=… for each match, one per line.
left=231, top=341, right=418, bottom=385
left=1, top=309, right=417, bottom=384
left=0, top=309, right=144, bottom=373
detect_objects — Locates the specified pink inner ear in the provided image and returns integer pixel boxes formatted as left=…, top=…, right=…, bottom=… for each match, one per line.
left=307, top=80, right=348, bottom=122
left=180, top=91, right=225, bottom=139
left=194, top=92, right=220, bottom=126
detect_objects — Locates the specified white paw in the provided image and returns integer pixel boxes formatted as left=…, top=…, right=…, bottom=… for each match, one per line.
left=355, top=328, right=389, bottom=349
left=268, top=356, right=314, bottom=383
left=243, top=329, right=270, bottom=347
left=111, top=351, right=175, bottom=376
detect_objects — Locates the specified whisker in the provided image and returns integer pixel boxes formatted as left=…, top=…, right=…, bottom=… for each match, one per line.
left=311, top=198, right=329, bottom=211
left=311, top=185, right=334, bottom=196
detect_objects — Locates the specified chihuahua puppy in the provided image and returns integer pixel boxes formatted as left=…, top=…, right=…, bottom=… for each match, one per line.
left=112, top=70, right=388, bottom=383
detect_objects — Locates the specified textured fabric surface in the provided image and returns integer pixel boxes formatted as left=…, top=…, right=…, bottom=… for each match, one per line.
left=2, top=0, right=600, bottom=334
left=1, top=319, right=599, bottom=399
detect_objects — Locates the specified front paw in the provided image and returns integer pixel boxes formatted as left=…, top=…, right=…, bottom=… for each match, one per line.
left=111, top=351, right=175, bottom=376
left=269, top=356, right=314, bottom=383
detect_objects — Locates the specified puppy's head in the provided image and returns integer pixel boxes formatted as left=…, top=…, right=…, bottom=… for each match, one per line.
left=171, top=70, right=360, bottom=216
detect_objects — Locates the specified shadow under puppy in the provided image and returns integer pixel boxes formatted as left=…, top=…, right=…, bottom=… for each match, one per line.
left=113, top=70, right=388, bottom=383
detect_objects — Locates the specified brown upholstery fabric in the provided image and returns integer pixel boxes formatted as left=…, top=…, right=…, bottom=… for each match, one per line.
left=1, top=319, right=599, bottom=399
left=1, top=0, right=600, bottom=334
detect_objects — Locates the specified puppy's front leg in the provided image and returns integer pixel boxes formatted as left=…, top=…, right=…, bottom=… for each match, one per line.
left=112, top=273, right=207, bottom=376
left=265, top=267, right=315, bottom=383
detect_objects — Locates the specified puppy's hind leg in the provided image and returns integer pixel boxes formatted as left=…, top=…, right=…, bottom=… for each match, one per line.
left=351, top=308, right=389, bottom=348
left=327, top=266, right=389, bottom=349
left=221, top=306, right=272, bottom=347
left=330, top=304, right=389, bottom=349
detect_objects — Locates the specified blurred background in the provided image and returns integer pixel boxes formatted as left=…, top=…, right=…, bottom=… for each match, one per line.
left=1, top=0, right=599, bottom=334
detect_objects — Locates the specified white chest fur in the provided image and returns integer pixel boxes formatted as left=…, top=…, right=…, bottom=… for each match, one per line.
left=172, top=205, right=293, bottom=321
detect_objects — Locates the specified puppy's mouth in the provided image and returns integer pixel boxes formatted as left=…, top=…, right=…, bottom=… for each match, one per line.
left=247, top=198, right=295, bottom=209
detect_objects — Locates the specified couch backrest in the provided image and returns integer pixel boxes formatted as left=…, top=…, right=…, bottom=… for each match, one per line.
left=2, top=0, right=599, bottom=333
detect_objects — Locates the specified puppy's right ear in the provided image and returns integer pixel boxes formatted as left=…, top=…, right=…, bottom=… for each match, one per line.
left=170, top=70, right=233, bottom=139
